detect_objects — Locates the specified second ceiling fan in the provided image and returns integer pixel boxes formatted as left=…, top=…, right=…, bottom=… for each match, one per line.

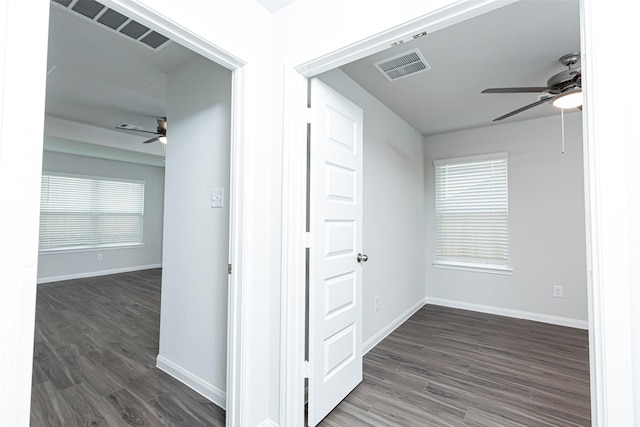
left=116, top=117, right=167, bottom=144
left=482, top=52, right=582, bottom=121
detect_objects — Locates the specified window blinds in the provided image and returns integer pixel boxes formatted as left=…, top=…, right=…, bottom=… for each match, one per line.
left=434, top=153, right=508, bottom=265
left=39, top=174, right=144, bottom=251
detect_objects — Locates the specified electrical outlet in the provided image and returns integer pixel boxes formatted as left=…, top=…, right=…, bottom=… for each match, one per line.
left=553, top=285, right=563, bottom=298
left=375, top=296, right=380, bottom=311
left=97, top=253, right=103, bottom=261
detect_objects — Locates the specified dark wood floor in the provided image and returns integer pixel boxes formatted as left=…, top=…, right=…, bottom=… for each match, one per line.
left=32, top=270, right=590, bottom=426
left=31, top=269, right=225, bottom=427
left=319, top=305, right=591, bottom=427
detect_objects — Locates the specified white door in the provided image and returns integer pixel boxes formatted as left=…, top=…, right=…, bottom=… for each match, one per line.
left=307, top=78, right=365, bottom=426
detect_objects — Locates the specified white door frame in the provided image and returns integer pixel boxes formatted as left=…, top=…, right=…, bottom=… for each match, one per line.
left=280, top=0, right=611, bottom=425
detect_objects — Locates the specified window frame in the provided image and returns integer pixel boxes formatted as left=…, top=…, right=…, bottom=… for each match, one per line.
left=432, top=152, right=512, bottom=275
left=38, top=171, right=146, bottom=254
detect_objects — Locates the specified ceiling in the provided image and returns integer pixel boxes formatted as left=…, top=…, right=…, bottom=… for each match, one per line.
left=44, top=0, right=580, bottom=155
left=256, top=0, right=296, bottom=13
left=45, top=2, right=199, bottom=155
left=339, top=0, right=581, bottom=136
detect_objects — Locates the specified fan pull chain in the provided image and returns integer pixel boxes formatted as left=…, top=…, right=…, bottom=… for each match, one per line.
left=561, top=108, right=566, bottom=154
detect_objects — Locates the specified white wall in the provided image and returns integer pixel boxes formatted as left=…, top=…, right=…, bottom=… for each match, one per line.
left=37, top=150, right=164, bottom=283
left=157, top=56, right=231, bottom=408
left=424, top=113, right=588, bottom=326
left=318, top=69, right=426, bottom=349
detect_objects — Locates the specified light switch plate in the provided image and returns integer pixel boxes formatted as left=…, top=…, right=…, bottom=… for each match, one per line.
left=211, top=188, right=224, bottom=208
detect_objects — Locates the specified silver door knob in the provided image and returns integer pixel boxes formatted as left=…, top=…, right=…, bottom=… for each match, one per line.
left=357, top=253, right=368, bottom=263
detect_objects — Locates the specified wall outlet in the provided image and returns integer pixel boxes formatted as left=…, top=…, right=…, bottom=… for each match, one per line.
left=97, top=253, right=103, bottom=261
left=374, top=296, right=380, bottom=311
left=553, top=285, right=563, bottom=298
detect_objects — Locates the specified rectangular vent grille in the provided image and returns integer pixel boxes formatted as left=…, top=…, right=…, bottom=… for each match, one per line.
left=374, top=49, right=431, bottom=81
left=51, top=0, right=171, bottom=51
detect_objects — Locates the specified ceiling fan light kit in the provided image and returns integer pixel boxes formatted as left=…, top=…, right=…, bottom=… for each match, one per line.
left=552, top=89, right=582, bottom=109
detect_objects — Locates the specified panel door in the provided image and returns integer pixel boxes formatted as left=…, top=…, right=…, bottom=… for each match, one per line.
left=307, top=78, right=364, bottom=426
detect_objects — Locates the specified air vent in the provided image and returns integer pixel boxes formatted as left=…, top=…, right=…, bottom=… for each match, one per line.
left=71, top=0, right=104, bottom=19
left=374, top=49, right=431, bottom=81
left=119, top=21, right=149, bottom=39
left=97, top=9, right=128, bottom=30
left=51, top=0, right=171, bottom=51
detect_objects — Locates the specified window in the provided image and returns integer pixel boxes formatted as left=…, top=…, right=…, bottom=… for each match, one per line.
left=434, top=153, right=510, bottom=274
left=39, top=173, right=145, bottom=252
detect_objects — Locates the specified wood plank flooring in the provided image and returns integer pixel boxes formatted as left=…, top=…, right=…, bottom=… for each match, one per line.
left=31, top=269, right=225, bottom=427
left=33, top=270, right=590, bottom=426
left=319, top=305, right=591, bottom=427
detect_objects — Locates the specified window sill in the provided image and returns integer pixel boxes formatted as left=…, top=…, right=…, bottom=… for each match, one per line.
left=39, top=243, right=144, bottom=255
left=432, top=260, right=513, bottom=275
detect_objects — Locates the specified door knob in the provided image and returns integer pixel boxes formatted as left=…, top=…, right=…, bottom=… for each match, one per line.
left=357, top=253, right=368, bottom=263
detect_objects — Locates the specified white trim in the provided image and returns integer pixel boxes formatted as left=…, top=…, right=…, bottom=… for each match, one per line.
left=37, top=264, right=162, bottom=284
left=156, top=355, right=226, bottom=410
left=225, top=64, right=248, bottom=427
left=581, top=1, right=636, bottom=425
left=280, top=2, right=518, bottom=425
left=432, top=261, right=513, bottom=275
left=426, top=297, right=588, bottom=330
left=257, top=420, right=279, bottom=427
left=363, top=298, right=427, bottom=354
left=279, top=67, right=308, bottom=427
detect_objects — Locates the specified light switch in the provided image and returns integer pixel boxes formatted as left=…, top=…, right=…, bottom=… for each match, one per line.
left=211, top=188, right=224, bottom=208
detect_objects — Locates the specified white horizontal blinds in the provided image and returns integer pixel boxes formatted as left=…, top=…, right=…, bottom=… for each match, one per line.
left=435, top=153, right=508, bottom=265
left=39, top=174, right=144, bottom=251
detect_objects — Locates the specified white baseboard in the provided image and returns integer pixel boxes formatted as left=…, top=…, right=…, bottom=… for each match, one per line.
left=156, top=355, right=226, bottom=410
left=37, top=264, right=162, bottom=284
left=425, top=297, right=589, bottom=330
left=363, top=297, right=427, bottom=354
left=257, top=420, right=279, bottom=427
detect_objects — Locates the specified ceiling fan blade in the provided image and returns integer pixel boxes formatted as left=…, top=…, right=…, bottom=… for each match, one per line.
left=482, top=87, right=549, bottom=94
left=118, top=127, right=159, bottom=135
left=142, top=136, right=160, bottom=144
left=493, top=97, right=552, bottom=121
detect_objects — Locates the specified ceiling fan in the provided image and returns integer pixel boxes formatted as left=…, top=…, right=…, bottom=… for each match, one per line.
left=482, top=52, right=582, bottom=121
left=115, top=117, right=167, bottom=144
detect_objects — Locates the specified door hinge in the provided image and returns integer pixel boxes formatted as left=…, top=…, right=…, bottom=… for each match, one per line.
left=228, top=264, right=232, bottom=275
left=305, top=232, right=314, bottom=248
left=306, top=107, right=313, bottom=124
left=303, top=360, right=311, bottom=378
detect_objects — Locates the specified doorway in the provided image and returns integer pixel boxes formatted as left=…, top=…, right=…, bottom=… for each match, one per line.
left=27, top=0, right=246, bottom=425
left=288, top=1, right=591, bottom=425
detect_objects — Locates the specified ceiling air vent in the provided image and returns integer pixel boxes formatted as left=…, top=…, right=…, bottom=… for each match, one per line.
left=375, top=48, right=431, bottom=81
left=51, top=0, right=171, bottom=51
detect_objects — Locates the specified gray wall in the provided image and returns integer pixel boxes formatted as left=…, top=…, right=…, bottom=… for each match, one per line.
left=157, top=56, right=232, bottom=407
left=424, top=113, right=588, bottom=326
left=319, top=69, right=426, bottom=350
left=37, top=150, right=165, bottom=282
